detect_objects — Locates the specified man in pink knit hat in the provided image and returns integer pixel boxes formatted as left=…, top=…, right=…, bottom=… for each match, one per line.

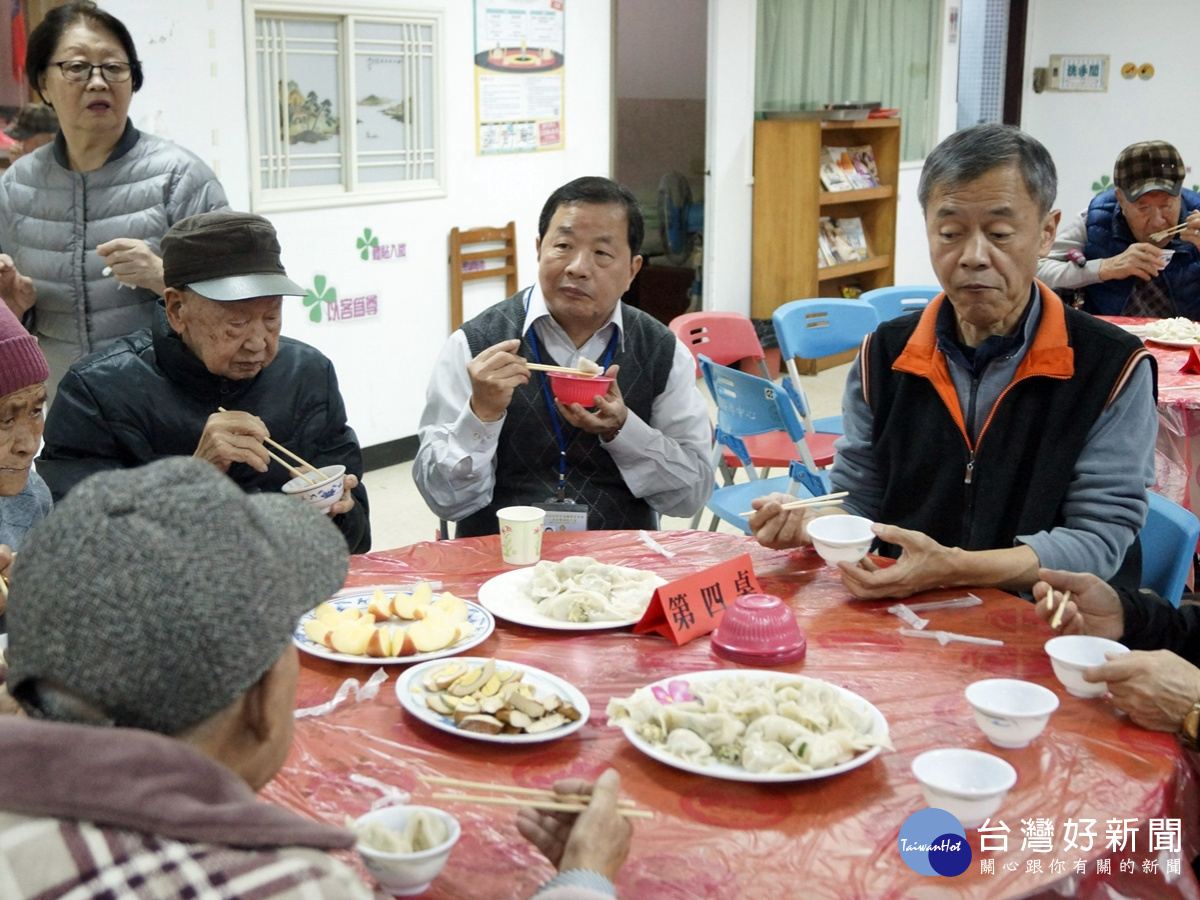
left=0, top=302, right=50, bottom=619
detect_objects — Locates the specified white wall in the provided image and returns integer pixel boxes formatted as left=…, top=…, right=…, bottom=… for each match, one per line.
left=103, top=0, right=613, bottom=449
left=1019, top=0, right=1200, bottom=220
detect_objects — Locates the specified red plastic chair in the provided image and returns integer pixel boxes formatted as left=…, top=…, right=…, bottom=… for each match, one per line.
left=668, top=313, right=838, bottom=491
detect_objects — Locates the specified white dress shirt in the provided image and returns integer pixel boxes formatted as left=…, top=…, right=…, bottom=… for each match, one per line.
left=414, top=284, right=714, bottom=523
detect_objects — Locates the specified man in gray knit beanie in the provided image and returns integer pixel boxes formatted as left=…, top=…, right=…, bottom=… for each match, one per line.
left=0, top=456, right=382, bottom=898
left=0, top=300, right=51, bottom=619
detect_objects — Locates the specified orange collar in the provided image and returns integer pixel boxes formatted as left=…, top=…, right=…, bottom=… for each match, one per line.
left=890, top=281, right=1075, bottom=440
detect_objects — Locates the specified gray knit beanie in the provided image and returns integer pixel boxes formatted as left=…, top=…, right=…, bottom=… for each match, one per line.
left=6, top=456, right=349, bottom=735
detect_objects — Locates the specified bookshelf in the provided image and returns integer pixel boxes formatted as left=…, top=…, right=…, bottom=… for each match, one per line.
left=751, top=118, right=900, bottom=319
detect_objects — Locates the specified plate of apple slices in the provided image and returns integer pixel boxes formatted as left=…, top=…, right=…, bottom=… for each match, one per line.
left=293, top=582, right=495, bottom=665
left=396, top=656, right=589, bottom=744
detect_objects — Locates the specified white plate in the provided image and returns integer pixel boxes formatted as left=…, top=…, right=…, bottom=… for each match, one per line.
left=396, top=656, right=590, bottom=744
left=293, top=589, right=495, bottom=665
left=1118, top=324, right=1148, bottom=336
left=477, top=566, right=666, bottom=631
left=1146, top=337, right=1200, bottom=349
left=617, top=670, right=889, bottom=783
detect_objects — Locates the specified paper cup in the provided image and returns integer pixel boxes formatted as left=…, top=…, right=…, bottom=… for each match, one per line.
left=497, top=506, right=545, bottom=565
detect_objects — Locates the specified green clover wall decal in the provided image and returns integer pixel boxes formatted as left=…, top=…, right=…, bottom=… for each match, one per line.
left=302, top=275, right=336, bottom=323
left=1091, top=174, right=1112, bottom=193
left=356, top=228, right=379, bottom=260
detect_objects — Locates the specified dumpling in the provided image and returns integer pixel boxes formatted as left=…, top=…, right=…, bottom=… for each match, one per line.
left=741, top=737, right=810, bottom=774
left=664, top=707, right=745, bottom=747
left=745, top=714, right=815, bottom=752
left=666, top=727, right=714, bottom=764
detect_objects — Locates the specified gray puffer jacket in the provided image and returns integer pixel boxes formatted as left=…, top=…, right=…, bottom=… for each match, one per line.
left=0, top=122, right=228, bottom=393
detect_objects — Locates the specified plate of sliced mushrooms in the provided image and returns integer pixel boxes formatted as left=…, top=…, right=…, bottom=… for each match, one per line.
left=395, top=656, right=589, bottom=744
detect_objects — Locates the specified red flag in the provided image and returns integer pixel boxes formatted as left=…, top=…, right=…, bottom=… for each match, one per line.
left=11, top=0, right=25, bottom=83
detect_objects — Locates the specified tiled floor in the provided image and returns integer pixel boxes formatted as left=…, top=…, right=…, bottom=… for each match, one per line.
left=362, top=360, right=854, bottom=551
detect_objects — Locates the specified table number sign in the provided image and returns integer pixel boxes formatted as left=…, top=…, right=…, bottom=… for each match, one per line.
left=1179, top=346, right=1200, bottom=374
left=633, top=553, right=760, bottom=645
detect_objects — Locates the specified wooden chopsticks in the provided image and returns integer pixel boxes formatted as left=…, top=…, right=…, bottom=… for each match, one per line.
left=1048, top=588, right=1071, bottom=629
left=422, top=776, right=652, bottom=819
left=1151, top=221, right=1191, bottom=242
left=525, top=362, right=601, bottom=378
left=738, top=490, right=849, bottom=518
left=216, top=407, right=324, bottom=485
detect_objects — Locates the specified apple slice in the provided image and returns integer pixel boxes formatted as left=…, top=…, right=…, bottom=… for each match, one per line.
left=303, top=619, right=331, bottom=646
left=433, top=592, right=469, bottom=624
left=366, top=589, right=394, bottom=621
left=391, top=625, right=418, bottom=657
left=392, top=589, right=431, bottom=620
left=408, top=607, right=459, bottom=653
left=330, top=617, right=374, bottom=656
left=365, top=626, right=391, bottom=658
left=313, top=602, right=341, bottom=628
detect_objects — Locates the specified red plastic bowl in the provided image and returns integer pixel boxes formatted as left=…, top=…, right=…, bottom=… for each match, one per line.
left=711, top=593, right=807, bottom=666
left=547, top=373, right=614, bottom=406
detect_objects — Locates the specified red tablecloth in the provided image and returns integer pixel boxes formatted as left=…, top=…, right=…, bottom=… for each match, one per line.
left=265, top=531, right=1200, bottom=899
left=1100, top=316, right=1200, bottom=513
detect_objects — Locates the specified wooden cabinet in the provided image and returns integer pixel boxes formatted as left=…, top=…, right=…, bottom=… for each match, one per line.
left=751, top=118, right=900, bottom=319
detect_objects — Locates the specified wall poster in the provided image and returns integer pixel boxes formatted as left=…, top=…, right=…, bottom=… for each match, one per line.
left=473, top=0, right=565, bottom=155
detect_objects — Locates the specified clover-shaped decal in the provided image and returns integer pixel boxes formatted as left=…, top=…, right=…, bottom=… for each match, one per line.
left=302, top=275, right=335, bottom=323
left=1091, top=174, right=1111, bottom=194
left=356, top=228, right=379, bottom=260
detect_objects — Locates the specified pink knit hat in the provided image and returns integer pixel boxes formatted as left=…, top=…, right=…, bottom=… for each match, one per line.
left=0, top=304, right=48, bottom=397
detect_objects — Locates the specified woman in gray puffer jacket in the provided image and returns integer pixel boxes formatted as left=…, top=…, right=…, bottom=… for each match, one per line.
left=0, top=1, right=227, bottom=395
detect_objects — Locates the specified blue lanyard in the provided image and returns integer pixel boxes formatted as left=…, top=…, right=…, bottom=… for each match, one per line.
left=525, top=307, right=619, bottom=498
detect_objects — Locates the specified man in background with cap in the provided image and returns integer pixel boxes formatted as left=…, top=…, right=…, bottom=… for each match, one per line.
left=37, top=210, right=370, bottom=554
left=1038, top=140, right=1200, bottom=318
left=0, top=457, right=635, bottom=899
left=0, top=302, right=51, bottom=621
left=4, top=103, right=56, bottom=164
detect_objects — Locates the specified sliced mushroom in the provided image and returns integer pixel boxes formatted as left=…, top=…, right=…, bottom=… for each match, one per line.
left=508, top=692, right=546, bottom=719
left=458, top=714, right=505, bottom=734
left=524, top=712, right=567, bottom=734
left=558, top=702, right=582, bottom=722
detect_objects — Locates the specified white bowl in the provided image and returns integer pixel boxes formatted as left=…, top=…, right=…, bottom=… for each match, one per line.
left=355, top=805, right=460, bottom=896
left=911, top=748, right=1017, bottom=829
left=965, top=678, right=1059, bottom=748
left=806, top=515, right=875, bottom=565
left=1044, top=635, right=1130, bottom=698
left=281, top=464, right=346, bottom=512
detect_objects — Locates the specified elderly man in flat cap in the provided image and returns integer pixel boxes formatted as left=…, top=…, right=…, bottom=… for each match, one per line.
left=37, top=210, right=370, bottom=553
left=1038, top=139, right=1200, bottom=318
left=0, top=302, right=51, bottom=620
left=0, top=457, right=632, bottom=899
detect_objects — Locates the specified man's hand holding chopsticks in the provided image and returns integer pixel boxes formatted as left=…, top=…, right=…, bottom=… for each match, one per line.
left=1033, top=568, right=1125, bottom=639
left=515, top=768, right=632, bottom=882
left=468, top=339, right=530, bottom=423
left=748, top=492, right=822, bottom=549
left=193, top=409, right=272, bottom=474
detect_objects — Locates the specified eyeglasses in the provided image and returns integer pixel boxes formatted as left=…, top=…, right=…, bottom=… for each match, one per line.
left=49, top=60, right=133, bottom=83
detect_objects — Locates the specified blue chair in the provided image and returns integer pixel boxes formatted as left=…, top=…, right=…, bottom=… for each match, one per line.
left=772, top=299, right=881, bottom=437
left=697, top=355, right=830, bottom=534
left=861, top=285, right=941, bottom=322
left=1142, top=491, right=1200, bottom=607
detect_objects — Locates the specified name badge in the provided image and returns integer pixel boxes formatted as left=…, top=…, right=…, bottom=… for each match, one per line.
left=532, top=498, right=589, bottom=532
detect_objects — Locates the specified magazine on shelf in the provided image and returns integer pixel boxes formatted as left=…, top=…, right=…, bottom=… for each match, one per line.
left=847, top=145, right=880, bottom=187
left=819, top=147, right=853, bottom=192
left=817, top=228, right=836, bottom=267
left=824, top=146, right=871, bottom=189
left=838, top=217, right=870, bottom=260
left=818, top=217, right=863, bottom=265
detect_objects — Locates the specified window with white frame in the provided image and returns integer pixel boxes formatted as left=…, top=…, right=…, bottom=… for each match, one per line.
left=248, top=4, right=443, bottom=212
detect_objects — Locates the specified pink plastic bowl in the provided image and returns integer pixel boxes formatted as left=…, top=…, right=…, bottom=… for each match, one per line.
left=711, top=593, right=807, bottom=666
left=547, top=373, right=614, bottom=406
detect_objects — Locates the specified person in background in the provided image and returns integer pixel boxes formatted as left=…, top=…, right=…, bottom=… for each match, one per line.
left=37, top=210, right=370, bottom=554
left=1034, top=568, right=1200, bottom=744
left=5, top=103, right=58, bottom=164
left=0, top=457, right=631, bottom=899
left=0, top=0, right=228, bottom=394
left=1037, top=140, right=1200, bottom=319
left=750, top=124, right=1158, bottom=598
left=0, top=304, right=51, bottom=623
left=415, top=176, right=712, bottom=536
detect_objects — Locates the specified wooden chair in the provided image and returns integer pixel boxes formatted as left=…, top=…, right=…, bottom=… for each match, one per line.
left=448, top=222, right=519, bottom=330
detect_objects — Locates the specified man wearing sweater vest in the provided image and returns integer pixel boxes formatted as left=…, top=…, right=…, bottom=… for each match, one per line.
left=415, top=176, right=712, bottom=536
left=750, top=124, right=1158, bottom=600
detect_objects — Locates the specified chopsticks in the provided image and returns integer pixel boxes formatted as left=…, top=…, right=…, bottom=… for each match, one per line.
left=0, top=573, right=7, bottom=601
left=738, top=491, right=848, bottom=518
left=1048, top=589, right=1071, bottom=629
left=217, top=407, right=323, bottom=485
left=525, top=362, right=601, bottom=378
left=1151, top=222, right=1191, bottom=242
left=423, top=776, right=652, bottom=819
